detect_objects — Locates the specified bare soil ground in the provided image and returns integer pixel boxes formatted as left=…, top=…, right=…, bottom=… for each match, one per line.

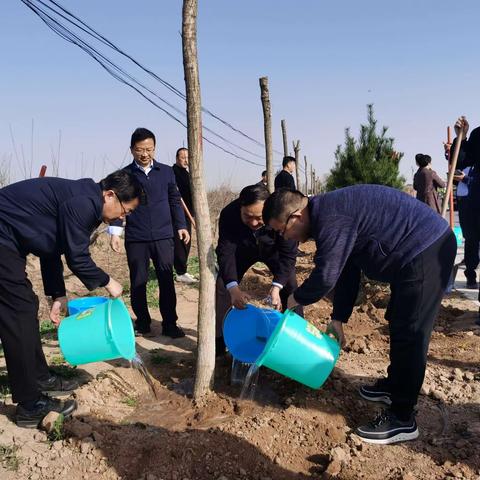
left=1, top=235, right=480, bottom=480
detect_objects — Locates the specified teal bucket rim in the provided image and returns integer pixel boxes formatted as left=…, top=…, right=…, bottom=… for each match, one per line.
left=255, top=309, right=292, bottom=367
left=108, top=299, right=136, bottom=361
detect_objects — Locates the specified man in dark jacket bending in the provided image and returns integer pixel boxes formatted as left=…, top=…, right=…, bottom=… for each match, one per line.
left=263, top=185, right=456, bottom=445
left=215, top=184, right=300, bottom=356
left=0, top=170, right=144, bottom=427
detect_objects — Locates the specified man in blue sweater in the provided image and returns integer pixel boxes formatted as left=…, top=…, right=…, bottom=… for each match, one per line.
left=110, top=128, right=189, bottom=338
left=0, top=170, right=144, bottom=427
left=263, top=185, right=456, bottom=444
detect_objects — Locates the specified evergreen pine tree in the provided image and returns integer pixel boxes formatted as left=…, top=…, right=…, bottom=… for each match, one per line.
left=326, top=105, right=405, bottom=191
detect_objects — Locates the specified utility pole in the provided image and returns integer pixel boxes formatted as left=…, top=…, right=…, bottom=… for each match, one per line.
left=182, top=0, right=216, bottom=399
left=259, top=77, right=274, bottom=193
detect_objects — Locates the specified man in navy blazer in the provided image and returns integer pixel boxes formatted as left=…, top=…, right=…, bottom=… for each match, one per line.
left=0, top=170, right=144, bottom=427
left=110, top=128, right=189, bottom=338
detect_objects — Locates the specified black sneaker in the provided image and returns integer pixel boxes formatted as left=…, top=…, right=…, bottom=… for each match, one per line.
left=359, top=379, right=392, bottom=405
left=16, top=394, right=77, bottom=428
left=134, top=322, right=154, bottom=337
left=355, top=410, right=419, bottom=444
left=466, top=279, right=478, bottom=289
left=162, top=325, right=186, bottom=339
left=38, top=374, right=79, bottom=394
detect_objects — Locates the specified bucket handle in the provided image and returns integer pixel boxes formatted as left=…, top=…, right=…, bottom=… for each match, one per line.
left=106, top=299, right=113, bottom=341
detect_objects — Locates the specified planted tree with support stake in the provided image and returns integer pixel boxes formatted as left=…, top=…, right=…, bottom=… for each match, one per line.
left=326, top=104, right=405, bottom=191
left=182, top=0, right=216, bottom=399
left=259, top=77, right=274, bottom=193
left=293, top=140, right=301, bottom=192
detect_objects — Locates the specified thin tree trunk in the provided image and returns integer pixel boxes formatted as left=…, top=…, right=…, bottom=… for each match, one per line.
left=293, top=140, right=301, bottom=192
left=304, top=155, right=308, bottom=194
left=182, top=0, right=216, bottom=399
left=281, top=119, right=288, bottom=158
left=259, top=77, right=274, bottom=193
left=310, top=164, right=314, bottom=195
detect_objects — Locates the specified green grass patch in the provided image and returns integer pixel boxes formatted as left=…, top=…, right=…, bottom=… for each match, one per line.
left=0, top=444, right=21, bottom=471
left=0, top=372, right=10, bottom=400
left=187, top=256, right=199, bottom=277
left=122, top=396, right=138, bottom=407
left=39, top=320, right=56, bottom=336
left=49, top=355, right=65, bottom=366
left=48, top=414, right=65, bottom=442
left=149, top=350, right=173, bottom=366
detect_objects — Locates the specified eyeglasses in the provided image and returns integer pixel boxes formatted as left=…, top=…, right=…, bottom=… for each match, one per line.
left=279, top=209, right=300, bottom=237
left=113, top=191, right=132, bottom=216
left=132, top=147, right=155, bottom=155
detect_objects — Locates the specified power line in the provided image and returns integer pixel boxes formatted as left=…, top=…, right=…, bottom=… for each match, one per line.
left=20, top=0, right=278, bottom=167
left=24, top=0, right=284, bottom=158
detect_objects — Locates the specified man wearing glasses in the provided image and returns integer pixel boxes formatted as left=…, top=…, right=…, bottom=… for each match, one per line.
left=0, top=170, right=143, bottom=427
left=263, top=185, right=456, bottom=445
left=110, top=128, right=189, bottom=338
left=215, top=184, right=300, bottom=356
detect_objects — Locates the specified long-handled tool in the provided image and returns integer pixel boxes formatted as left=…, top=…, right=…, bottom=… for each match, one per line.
left=441, top=130, right=464, bottom=218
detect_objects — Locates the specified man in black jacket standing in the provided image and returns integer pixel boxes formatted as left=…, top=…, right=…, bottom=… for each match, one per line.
left=0, top=170, right=143, bottom=427
left=215, top=184, right=300, bottom=355
left=274, top=156, right=296, bottom=191
left=110, top=128, right=189, bottom=338
left=452, top=116, right=480, bottom=325
left=172, top=148, right=196, bottom=285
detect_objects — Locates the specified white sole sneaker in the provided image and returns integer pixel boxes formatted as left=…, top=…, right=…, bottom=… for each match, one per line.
left=354, top=428, right=419, bottom=445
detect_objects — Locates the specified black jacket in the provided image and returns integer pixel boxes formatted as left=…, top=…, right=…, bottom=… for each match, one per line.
left=172, top=164, right=194, bottom=216
left=216, top=199, right=298, bottom=286
left=112, top=160, right=186, bottom=242
left=0, top=177, right=109, bottom=297
left=274, top=170, right=295, bottom=190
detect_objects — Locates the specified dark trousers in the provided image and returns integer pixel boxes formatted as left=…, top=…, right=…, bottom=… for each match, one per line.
left=215, top=258, right=301, bottom=337
left=458, top=197, right=480, bottom=282
left=126, top=239, right=178, bottom=329
left=174, top=220, right=192, bottom=276
left=0, top=246, right=50, bottom=404
left=385, top=230, right=456, bottom=418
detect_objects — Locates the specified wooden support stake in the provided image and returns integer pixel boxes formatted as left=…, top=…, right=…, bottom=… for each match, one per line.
left=293, top=140, right=301, bottom=192
left=39, top=165, right=47, bottom=177
left=260, top=77, right=274, bottom=193
left=281, top=120, right=288, bottom=158
left=304, top=156, right=308, bottom=194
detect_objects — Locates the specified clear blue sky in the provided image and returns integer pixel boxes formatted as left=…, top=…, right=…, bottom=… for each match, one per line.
left=1, top=0, right=479, bottom=188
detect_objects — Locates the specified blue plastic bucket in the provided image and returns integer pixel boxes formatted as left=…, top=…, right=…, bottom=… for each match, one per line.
left=255, top=309, right=340, bottom=389
left=68, top=296, right=108, bottom=316
left=59, top=298, right=135, bottom=365
left=453, top=226, right=463, bottom=247
left=223, top=305, right=282, bottom=363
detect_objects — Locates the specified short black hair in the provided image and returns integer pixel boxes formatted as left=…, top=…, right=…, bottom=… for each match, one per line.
left=176, top=147, right=188, bottom=158
left=100, top=170, right=147, bottom=205
left=282, top=156, right=296, bottom=168
left=238, top=184, right=270, bottom=207
left=261, top=170, right=267, bottom=177
left=262, top=188, right=305, bottom=225
left=130, top=128, right=156, bottom=148
left=415, top=153, right=431, bottom=168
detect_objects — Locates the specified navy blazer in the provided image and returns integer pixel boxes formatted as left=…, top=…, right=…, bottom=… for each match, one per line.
left=113, top=160, right=186, bottom=242
left=293, top=185, right=449, bottom=320
left=0, top=177, right=109, bottom=298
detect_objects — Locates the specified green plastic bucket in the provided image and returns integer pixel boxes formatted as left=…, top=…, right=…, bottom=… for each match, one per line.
left=256, top=309, right=340, bottom=389
left=58, top=298, right=135, bottom=366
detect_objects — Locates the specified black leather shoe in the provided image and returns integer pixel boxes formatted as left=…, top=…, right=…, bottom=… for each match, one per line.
left=162, top=325, right=186, bottom=339
left=134, top=322, right=154, bottom=337
left=38, top=374, right=79, bottom=394
left=16, top=394, right=77, bottom=428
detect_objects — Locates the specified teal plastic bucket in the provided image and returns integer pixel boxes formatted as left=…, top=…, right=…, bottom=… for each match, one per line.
left=67, top=296, right=108, bottom=316
left=453, top=226, right=463, bottom=247
left=58, top=298, right=135, bottom=365
left=256, top=309, right=340, bottom=389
